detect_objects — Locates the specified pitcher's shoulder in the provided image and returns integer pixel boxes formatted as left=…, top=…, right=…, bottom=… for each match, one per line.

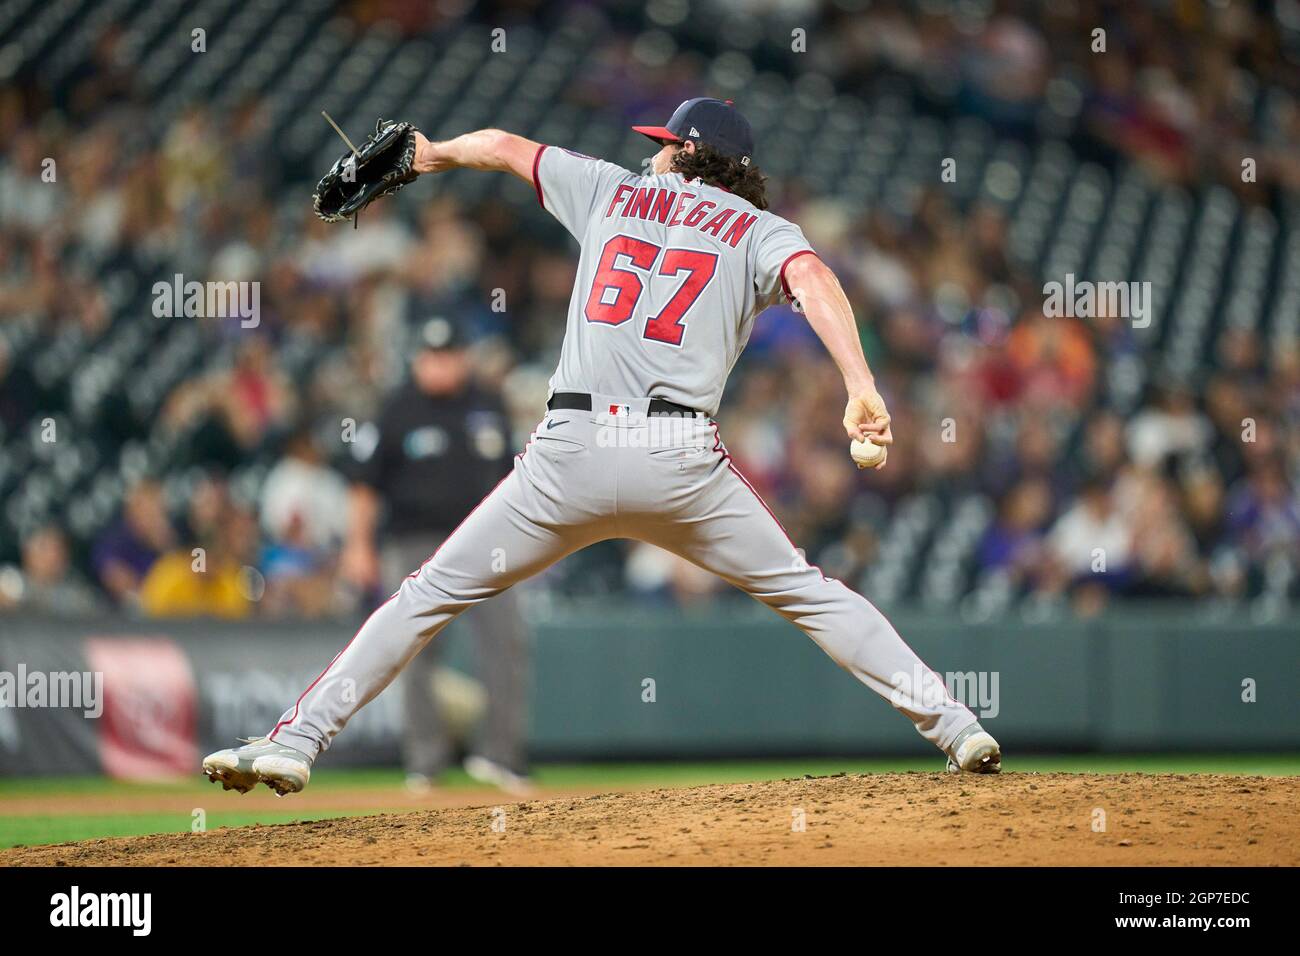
left=747, top=206, right=811, bottom=250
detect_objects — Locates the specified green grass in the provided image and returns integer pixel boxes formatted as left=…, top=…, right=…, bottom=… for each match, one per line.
left=2, top=754, right=1296, bottom=850
left=0, top=811, right=379, bottom=849
left=0, top=766, right=409, bottom=798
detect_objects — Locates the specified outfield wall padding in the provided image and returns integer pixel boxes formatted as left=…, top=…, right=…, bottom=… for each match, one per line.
left=0, top=603, right=1294, bottom=776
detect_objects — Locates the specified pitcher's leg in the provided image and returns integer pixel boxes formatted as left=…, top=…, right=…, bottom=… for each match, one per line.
left=269, top=460, right=588, bottom=760
left=649, top=457, right=978, bottom=751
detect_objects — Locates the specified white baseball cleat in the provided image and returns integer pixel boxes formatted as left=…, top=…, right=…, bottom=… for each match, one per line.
left=464, top=755, right=534, bottom=796
left=405, top=772, right=437, bottom=795
left=202, top=737, right=313, bottom=796
left=945, top=722, right=1002, bottom=774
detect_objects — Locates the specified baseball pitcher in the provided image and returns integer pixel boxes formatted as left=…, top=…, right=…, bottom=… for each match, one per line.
left=205, top=98, right=1001, bottom=795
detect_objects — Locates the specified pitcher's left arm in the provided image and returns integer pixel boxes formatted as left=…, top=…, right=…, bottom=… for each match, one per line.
left=412, top=128, right=541, bottom=183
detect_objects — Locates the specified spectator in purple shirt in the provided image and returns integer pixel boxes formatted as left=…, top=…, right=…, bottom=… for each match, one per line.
left=92, top=479, right=176, bottom=607
left=1225, top=460, right=1300, bottom=562
left=978, top=477, right=1052, bottom=588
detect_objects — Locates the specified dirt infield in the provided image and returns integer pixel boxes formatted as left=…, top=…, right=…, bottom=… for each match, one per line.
left=3, top=772, right=1295, bottom=866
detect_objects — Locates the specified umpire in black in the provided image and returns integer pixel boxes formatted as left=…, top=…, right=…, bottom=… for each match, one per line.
left=343, top=316, right=530, bottom=792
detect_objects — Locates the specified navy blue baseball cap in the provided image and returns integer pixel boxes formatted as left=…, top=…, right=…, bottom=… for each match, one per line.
left=633, top=97, right=755, bottom=166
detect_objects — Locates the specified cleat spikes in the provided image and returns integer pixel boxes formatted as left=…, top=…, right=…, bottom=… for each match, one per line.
left=202, top=738, right=312, bottom=796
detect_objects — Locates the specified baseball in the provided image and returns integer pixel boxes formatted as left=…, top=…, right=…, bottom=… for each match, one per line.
left=850, top=436, right=888, bottom=469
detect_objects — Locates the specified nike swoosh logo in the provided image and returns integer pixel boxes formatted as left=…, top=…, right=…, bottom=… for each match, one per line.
left=545, top=418, right=569, bottom=430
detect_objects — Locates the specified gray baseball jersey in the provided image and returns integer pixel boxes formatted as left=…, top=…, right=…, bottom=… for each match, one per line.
left=535, top=147, right=814, bottom=416
left=265, top=143, right=980, bottom=766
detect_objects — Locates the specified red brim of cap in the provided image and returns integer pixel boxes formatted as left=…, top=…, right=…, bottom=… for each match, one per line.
left=631, top=125, right=681, bottom=144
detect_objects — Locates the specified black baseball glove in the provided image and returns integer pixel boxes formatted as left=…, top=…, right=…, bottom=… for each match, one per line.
left=313, top=118, right=420, bottom=224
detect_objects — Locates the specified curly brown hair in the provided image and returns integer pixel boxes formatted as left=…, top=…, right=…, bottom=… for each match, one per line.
left=670, top=143, right=769, bottom=211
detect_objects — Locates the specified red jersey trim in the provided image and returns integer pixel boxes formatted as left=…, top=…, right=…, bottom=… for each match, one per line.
left=532, top=144, right=548, bottom=207
left=779, top=249, right=818, bottom=300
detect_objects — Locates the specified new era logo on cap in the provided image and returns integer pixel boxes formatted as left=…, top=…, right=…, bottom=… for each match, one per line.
left=632, top=98, right=755, bottom=164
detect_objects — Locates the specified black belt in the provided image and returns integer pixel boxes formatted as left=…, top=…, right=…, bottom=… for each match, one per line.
left=547, top=392, right=703, bottom=417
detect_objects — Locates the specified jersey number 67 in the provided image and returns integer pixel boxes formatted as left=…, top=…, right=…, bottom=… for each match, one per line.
left=583, top=235, right=719, bottom=348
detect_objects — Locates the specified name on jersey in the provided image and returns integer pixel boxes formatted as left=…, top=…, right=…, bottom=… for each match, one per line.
left=604, top=185, right=758, bottom=248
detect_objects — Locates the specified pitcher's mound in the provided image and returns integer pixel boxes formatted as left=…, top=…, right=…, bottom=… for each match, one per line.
left=5, top=772, right=1295, bottom=866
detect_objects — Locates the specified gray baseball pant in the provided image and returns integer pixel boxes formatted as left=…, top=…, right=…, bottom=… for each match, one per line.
left=270, top=397, right=978, bottom=759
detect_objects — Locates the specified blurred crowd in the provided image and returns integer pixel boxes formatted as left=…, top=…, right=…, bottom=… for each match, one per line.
left=818, top=0, right=1300, bottom=194
left=1, top=0, right=1298, bottom=619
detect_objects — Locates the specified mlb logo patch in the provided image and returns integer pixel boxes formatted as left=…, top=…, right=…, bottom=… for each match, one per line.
left=608, top=403, right=630, bottom=416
